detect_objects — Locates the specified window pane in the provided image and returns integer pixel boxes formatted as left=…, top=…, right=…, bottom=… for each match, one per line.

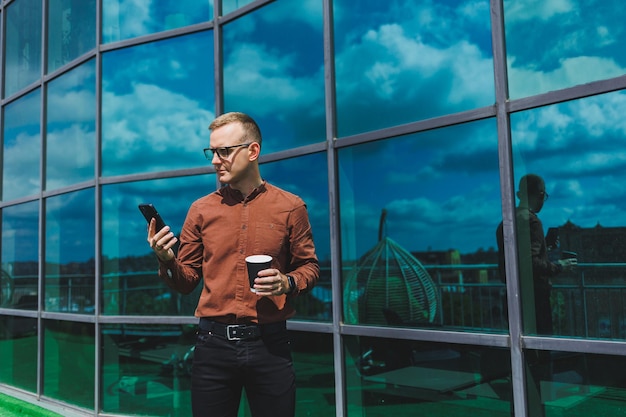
left=47, top=0, right=96, bottom=73
left=526, top=350, right=626, bottom=416
left=291, top=331, right=335, bottom=416
left=44, top=320, right=94, bottom=409
left=46, top=60, right=96, bottom=190
left=333, top=0, right=494, bottom=137
left=510, top=90, right=626, bottom=339
left=0, top=315, right=37, bottom=392
left=1, top=201, right=39, bottom=310
left=344, top=335, right=512, bottom=416
left=45, top=189, right=95, bottom=314
left=101, top=323, right=196, bottom=415
left=222, top=1, right=325, bottom=153
left=262, top=154, right=331, bottom=321
left=505, top=0, right=626, bottom=99
left=101, top=32, right=214, bottom=177
left=101, top=176, right=212, bottom=316
left=339, top=119, right=506, bottom=332
left=221, top=0, right=255, bottom=16
left=2, top=90, right=41, bottom=201
left=4, top=0, right=42, bottom=97
left=102, top=0, right=212, bottom=44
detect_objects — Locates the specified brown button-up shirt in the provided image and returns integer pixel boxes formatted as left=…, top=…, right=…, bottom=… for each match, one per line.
left=158, top=181, right=319, bottom=324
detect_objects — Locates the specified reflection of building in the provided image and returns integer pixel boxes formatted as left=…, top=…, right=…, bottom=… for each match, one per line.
left=559, top=221, right=626, bottom=265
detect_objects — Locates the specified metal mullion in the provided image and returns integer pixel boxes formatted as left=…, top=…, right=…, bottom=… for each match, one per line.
left=490, top=0, right=529, bottom=416
left=36, top=0, right=47, bottom=401
left=0, top=0, right=4, bottom=199
left=213, top=0, right=223, bottom=191
left=320, top=0, right=345, bottom=415
left=94, top=0, right=104, bottom=413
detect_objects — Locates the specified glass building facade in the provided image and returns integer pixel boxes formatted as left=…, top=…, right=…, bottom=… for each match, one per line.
left=1, top=0, right=626, bottom=416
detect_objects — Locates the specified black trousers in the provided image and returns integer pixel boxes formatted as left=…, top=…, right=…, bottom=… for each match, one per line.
left=191, top=322, right=295, bottom=417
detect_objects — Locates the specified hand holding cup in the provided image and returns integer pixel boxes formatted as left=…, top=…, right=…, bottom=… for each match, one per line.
left=245, top=255, right=272, bottom=293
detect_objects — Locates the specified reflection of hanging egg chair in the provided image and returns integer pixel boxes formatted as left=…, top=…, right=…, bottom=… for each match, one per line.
left=344, top=210, right=439, bottom=325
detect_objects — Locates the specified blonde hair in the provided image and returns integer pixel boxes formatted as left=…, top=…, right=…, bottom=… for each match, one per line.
left=209, top=112, right=262, bottom=147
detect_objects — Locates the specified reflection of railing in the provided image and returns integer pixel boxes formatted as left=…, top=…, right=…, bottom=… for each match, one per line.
left=8, top=264, right=626, bottom=339
left=425, top=262, right=626, bottom=338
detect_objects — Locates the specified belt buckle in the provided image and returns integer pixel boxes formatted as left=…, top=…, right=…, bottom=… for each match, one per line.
left=226, top=325, right=243, bottom=341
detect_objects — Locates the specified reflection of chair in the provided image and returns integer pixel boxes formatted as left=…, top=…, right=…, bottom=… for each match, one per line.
left=344, top=222, right=439, bottom=325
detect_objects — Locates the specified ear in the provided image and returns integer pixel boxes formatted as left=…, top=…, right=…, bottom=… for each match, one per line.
left=248, top=142, right=261, bottom=161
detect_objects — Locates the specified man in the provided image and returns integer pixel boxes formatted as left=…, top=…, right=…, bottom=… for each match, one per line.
left=496, top=174, right=576, bottom=335
left=147, top=112, right=319, bottom=417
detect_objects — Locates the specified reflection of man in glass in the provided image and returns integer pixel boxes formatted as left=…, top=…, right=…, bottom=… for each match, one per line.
left=146, top=112, right=319, bottom=417
left=497, top=174, right=576, bottom=335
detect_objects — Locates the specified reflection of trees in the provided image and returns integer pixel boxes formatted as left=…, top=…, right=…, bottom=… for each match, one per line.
left=102, top=253, right=160, bottom=274
left=1, top=269, right=14, bottom=307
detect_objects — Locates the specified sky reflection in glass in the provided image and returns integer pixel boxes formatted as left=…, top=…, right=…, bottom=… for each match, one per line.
left=510, top=90, right=626, bottom=232
left=333, top=0, right=494, bottom=137
left=1, top=201, right=39, bottom=266
left=102, top=0, right=211, bottom=43
left=101, top=32, right=214, bottom=177
left=2, top=90, right=41, bottom=201
left=505, top=0, right=626, bottom=98
left=46, top=60, right=96, bottom=190
left=222, top=0, right=326, bottom=153
left=339, top=118, right=500, bottom=261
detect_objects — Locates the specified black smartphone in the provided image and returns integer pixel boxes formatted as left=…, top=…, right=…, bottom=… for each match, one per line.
left=138, top=203, right=167, bottom=231
left=545, top=227, right=559, bottom=248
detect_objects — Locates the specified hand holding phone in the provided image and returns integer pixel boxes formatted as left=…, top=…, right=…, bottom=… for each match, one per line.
left=139, top=203, right=177, bottom=260
left=138, top=203, right=167, bottom=231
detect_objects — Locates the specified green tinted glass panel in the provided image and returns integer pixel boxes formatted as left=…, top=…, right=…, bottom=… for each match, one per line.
left=291, top=331, right=335, bottom=416
left=47, top=0, right=96, bottom=73
left=1, top=201, right=39, bottom=310
left=339, top=119, right=505, bottom=332
left=262, top=154, right=331, bottom=321
left=2, top=90, right=41, bottom=201
left=102, top=0, right=212, bottom=43
left=101, top=175, right=212, bottom=316
left=0, top=315, right=37, bottom=392
left=4, top=0, right=42, bottom=97
left=333, top=0, right=494, bottom=137
left=222, top=1, right=325, bottom=153
left=505, top=0, right=626, bottom=99
left=44, top=320, right=94, bottom=408
left=101, top=32, right=214, bottom=177
left=45, top=189, right=95, bottom=314
left=344, top=335, right=512, bottom=416
left=526, top=350, right=626, bottom=416
left=101, top=323, right=196, bottom=415
left=46, top=60, right=96, bottom=190
left=510, top=90, right=626, bottom=339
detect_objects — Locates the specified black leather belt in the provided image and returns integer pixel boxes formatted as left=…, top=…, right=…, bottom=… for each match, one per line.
left=198, top=318, right=286, bottom=341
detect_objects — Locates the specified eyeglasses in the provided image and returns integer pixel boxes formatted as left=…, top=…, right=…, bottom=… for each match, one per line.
left=203, top=143, right=252, bottom=160
left=540, top=191, right=549, bottom=201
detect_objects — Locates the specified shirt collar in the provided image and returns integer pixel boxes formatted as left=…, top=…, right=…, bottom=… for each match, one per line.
left=219, top=180, right=267, bottom=203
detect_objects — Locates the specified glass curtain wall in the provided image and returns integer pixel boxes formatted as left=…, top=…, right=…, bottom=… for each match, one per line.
left=1, top=0, right=626, bottom=416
